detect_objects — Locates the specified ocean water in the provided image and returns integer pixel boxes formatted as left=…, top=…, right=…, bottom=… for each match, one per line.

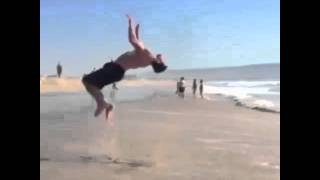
left=142, top=64, right=280, bottom=81
left=204, top=81, right=280, bottom=112
left=141, top=64, right=280, bottom=112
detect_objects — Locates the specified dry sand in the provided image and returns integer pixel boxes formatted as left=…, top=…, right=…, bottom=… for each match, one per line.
left=40, top=77, right=84, bottom=93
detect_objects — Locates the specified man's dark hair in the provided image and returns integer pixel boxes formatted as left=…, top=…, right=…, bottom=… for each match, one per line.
left=151, top=61, right=167, bottom=73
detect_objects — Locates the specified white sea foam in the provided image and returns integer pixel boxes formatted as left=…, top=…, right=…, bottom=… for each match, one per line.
left=210, top=81, right=280, bottom=87
left=204, top=81, right=280, bottom=112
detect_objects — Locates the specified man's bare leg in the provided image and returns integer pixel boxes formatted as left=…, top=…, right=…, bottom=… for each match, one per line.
left=82, top=79, right=113, bottom=119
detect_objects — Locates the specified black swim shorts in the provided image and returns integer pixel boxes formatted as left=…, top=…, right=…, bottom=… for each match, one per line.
left=82, top=62, right=125, bottom=89
left=179, top=86, right=185, bottom=92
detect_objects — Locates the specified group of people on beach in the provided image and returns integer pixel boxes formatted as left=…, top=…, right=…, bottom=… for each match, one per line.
left=176, top=77, right=204, bottom=98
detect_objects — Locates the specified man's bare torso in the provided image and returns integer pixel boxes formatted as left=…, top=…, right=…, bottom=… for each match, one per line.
left=115, top=49, right=154, bottom=71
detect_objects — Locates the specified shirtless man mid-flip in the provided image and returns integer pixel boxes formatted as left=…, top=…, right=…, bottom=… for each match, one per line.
left=82, top=15, right=167, bottom=120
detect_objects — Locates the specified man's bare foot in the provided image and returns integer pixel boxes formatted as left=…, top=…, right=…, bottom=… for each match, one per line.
left=94, top=101, right=109, bottom=117
left=105, top=104, right=114, bottom=120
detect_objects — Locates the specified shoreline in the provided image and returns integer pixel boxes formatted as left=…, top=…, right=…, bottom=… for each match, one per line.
left=40, top=77, right=280, bottom=114
left=230, top=96, right=280, bottom=114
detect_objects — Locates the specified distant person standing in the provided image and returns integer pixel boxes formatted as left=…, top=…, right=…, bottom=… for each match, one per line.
left=112, top=83, right=118, bottom=90
left=178, top=77, right=186, bottom=98
left=176, top=79, right=180, bottom=94
left=199, top=79, right=204, bottom=98
left=57, top=62, right=62, bottom=78
left=192, top=79, right=197, bottom=96
left=110, top=83, right=118, bottom=101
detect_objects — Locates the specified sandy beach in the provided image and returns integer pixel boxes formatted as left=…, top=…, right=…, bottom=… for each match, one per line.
left=40, top=77, right=175, bottom=93
left=40, top=78, right=279, bottom=180
left=40, top=77, right=84, bottom=93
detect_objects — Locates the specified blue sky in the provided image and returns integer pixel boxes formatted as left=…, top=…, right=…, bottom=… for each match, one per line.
left=41, top=0, right=279, bottom=76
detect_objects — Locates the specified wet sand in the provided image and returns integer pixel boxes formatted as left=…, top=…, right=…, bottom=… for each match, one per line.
left=40, top=86, right=279, bottom=180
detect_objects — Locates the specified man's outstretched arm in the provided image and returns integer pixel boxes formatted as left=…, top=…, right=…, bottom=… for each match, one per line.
left=127, top=15, right=144, bottom=51
left=135, top=24, right=140, bottom=40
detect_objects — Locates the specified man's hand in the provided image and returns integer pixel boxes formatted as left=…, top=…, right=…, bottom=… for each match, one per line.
left=126, top=14, right=132, bottom=23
